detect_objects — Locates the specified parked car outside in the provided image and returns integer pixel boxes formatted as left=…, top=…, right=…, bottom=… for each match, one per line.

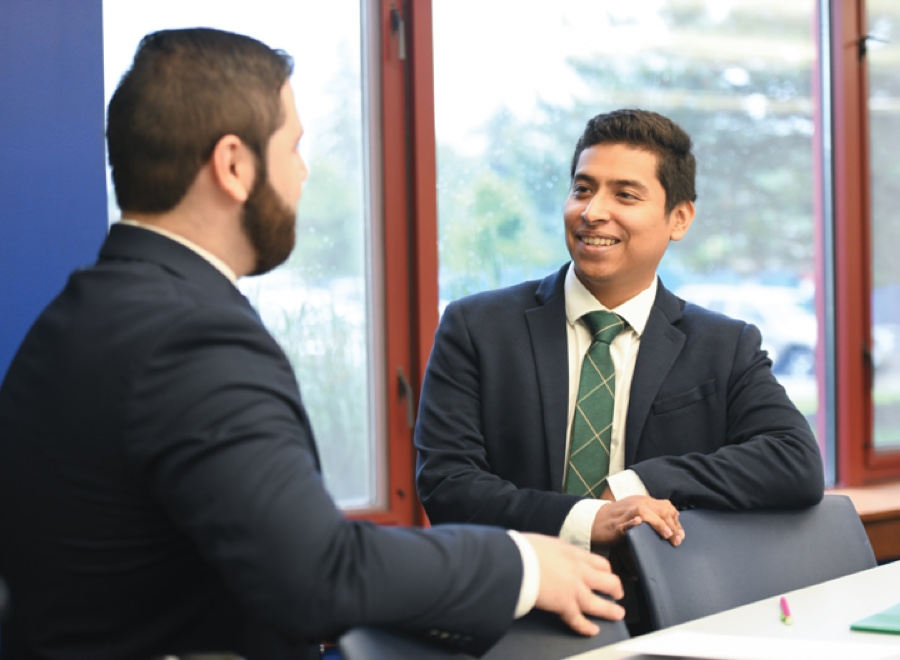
left=676, top=284, right=818, bottom=377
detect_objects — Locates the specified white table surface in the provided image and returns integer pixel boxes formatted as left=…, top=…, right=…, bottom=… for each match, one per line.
left=567, top=559, right=900, bottom=660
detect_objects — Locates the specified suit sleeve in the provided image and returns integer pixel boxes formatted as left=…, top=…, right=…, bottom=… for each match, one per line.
left=630, top=321, right=825, bottom=510
left=122, top=306, right=521, bottom=654
left=415, top=299, right=582, bottom=536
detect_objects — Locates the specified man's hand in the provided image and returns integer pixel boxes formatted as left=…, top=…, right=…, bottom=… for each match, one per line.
left=590, top=495, right=685, bottom=547
left=521, top=533, right=625, bottom=636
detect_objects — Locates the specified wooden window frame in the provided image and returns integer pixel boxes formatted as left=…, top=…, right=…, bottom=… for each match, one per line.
left=832, top=0, right=900, bottom=485
left=347, top=0, right=439, bottom=526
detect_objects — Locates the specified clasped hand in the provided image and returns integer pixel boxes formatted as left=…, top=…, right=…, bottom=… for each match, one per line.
left=590, top=491, right=685, bottom=547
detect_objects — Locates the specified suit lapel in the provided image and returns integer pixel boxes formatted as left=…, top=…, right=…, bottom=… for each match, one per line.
left=624, top=282, right=685, bottom=465
left=525, top=266, right=570, bottom=491
left=100, top=223, right=258, bottom=319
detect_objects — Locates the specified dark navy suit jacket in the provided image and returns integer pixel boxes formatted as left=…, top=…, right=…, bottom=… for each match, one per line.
left=415, top=264, right=824, bottom=536
left=0, top=224, right=521, bottom=660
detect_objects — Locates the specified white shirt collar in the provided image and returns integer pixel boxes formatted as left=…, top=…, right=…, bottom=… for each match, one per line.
left=563, top=262, right=657, bottom=336
left=118, top=219, right=238, bottom=284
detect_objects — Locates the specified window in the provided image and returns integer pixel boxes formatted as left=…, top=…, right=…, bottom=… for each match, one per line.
left=102, top=1, right=417, bottom=518
left=831, top=0, right=900, bottom=483
left=866, top=1, right=900, bottom=458
left=98, top=0, right=900, bottom=505
left=431, top=1, right=828, bottom=474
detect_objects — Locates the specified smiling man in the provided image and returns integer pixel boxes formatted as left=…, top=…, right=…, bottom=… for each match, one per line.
left=415, top=109, right=825, bottom=625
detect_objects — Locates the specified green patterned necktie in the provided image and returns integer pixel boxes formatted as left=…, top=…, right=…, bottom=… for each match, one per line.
left=565, top=310, right=626, bottom=497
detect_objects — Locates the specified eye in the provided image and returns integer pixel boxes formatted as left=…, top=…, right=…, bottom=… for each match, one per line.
left=571, top=183, right=591, bottom=196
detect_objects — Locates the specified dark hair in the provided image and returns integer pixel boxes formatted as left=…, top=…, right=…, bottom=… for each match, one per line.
left=107, top=28, right=294, bottom=213
left=570, top=109, right=697, bottom=214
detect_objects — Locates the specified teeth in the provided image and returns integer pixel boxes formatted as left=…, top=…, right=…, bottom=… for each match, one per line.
left=582, top=236, right=617, bottom=246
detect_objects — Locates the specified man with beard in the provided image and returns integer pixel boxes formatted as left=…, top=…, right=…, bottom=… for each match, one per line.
left=0, top=28, right=625, bottom=660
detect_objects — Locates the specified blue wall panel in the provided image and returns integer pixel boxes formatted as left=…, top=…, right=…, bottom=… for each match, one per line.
left=0, top=0, right=107, bottom=378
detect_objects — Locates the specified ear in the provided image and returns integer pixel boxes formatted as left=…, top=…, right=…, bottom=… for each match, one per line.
left=209, top=134, right=256, bottom=203
left=668, top=200, right=695, bottom=242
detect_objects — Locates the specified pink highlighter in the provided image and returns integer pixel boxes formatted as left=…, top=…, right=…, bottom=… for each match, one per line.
left=780, top=596, right=793, bottom=625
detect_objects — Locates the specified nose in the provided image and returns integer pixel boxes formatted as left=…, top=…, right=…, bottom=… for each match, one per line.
left=581, top=192, right=608, bottom=223
left=298, top=155, right=310, bottom=184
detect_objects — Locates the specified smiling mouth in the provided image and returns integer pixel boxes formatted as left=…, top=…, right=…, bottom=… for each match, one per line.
left=581, top=236, right=619, bottom=247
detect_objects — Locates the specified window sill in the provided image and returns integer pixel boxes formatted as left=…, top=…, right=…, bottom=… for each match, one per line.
left=829, top=481, right=900, bottom=563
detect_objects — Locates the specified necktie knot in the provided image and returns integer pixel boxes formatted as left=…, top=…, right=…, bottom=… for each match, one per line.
left=583, top=310, right=625, bottom=345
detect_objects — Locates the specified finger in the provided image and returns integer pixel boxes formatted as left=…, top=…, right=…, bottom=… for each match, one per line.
left=560, top=608, right=601, bottom=637
left=583, top=551, right=613, bottom=572
left=663, top=508, right=684, bottom=545
left=614, top=516, right=644, bottom=542
left=672, top=511, right=685, bottom=542
left=639, top=508, right=675, bottom=540
left=619, top=515, right=642, bottom=532
left=581, top=591, right=627, bottom=621
left=586, top=568, right=625, bottom=601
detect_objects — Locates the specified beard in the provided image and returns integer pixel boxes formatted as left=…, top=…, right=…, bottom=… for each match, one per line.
left=241, top=173, right=297, bottom=277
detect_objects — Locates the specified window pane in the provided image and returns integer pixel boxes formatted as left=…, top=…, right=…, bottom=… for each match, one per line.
left=867, top=0, right=900, bottom=454
left=433, top=1, right=823, bottom=463
left=102, top=1, right=384, bottom=508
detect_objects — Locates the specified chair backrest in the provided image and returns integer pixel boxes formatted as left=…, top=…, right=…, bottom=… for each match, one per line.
left=625, top=494, right=876, bottom=631
left=0, top=574, right=8, bottom=654
left=338, top=608, right=629, bottom=660
left=0, top=575, right=7, bottom=622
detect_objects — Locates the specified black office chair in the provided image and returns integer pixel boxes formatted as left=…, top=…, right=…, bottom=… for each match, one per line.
left=0, top=575, right=8, bottom=622
left=338, top=608, right=629, bottom=660
left=624, top=493, right=877, bottom=631
left=0, top=575, right=8, bottom=656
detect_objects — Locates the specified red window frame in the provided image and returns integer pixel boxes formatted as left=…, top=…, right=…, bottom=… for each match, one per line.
left=347, top=0, right=439, bottom=525
left=832, top=0, right=900, bottom=485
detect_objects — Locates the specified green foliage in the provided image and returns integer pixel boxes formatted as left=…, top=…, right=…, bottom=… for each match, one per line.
left=291, top=158, right=364, bottom=285
left=244, top=286, right=373, bottom=506
left=288, top=40, right=365, bottom=286
left=278, top=303, right=371, bottom=504
left=439, top=159, right=566, bottom=299
left=436, top=4, right=821, bottom=300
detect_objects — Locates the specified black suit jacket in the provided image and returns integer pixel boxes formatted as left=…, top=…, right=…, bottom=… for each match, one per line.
left=0, top=224, right=521, bottom=660
left=415, top=264, right=824, bottom=536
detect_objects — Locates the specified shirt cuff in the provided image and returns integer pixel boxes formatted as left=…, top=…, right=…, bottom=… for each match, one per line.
left=606, top=469, right=649, bottom=500
left=507, top=530, right=540, bottom=618
left=559, top=498, right=609, bottom=550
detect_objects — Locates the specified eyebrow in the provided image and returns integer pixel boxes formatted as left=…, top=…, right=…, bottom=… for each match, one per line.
left=573, top=173, right=651, bottom=195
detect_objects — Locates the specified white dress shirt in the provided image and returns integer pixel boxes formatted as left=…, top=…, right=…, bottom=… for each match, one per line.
left=559, top=263, right=656, bottom=550
left=118, top=219, right=239, bottom=284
